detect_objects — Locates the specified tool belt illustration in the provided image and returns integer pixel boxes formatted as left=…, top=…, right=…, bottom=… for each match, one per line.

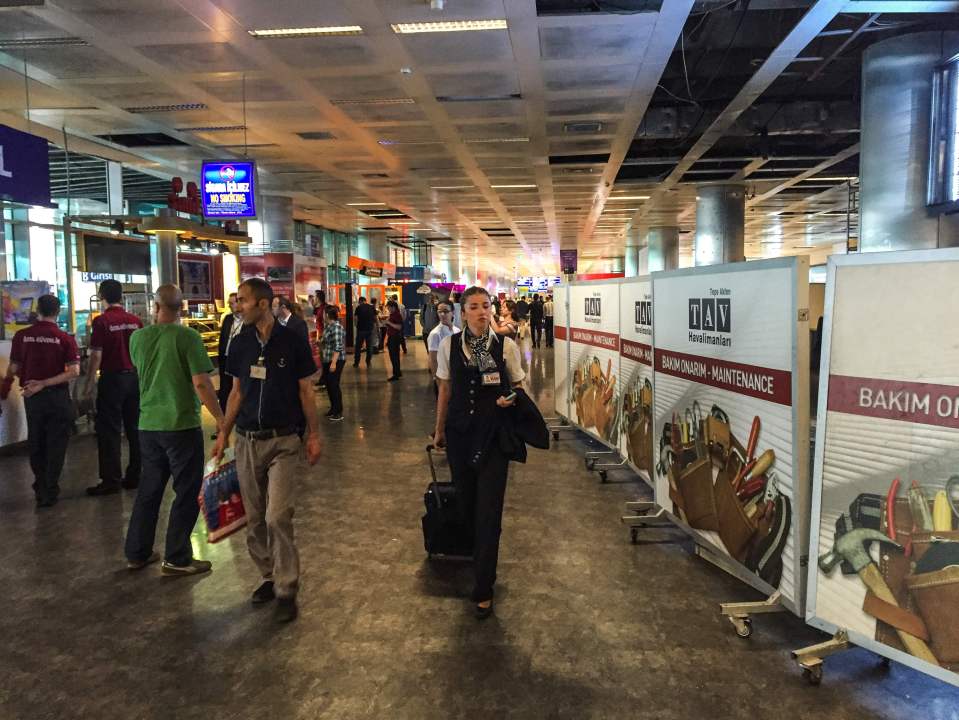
left=621, top=378, right=653, bottom=474
left=823, top=477, right=959, bottom=669
left=657, top=406, right=790, bottom=587
left=572, top=355, right=618, bottom=443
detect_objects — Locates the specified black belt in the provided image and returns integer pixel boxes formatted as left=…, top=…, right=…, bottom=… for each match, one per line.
left=101, top=369, right=136, bottom=375
left=236, top=426, right=298, bottom=440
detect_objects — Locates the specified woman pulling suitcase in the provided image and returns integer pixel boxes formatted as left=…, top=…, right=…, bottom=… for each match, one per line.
left=432, top=286, right=526, bottom=619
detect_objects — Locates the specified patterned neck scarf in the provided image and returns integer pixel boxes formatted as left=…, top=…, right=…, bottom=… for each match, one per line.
left=464, top=326, right=497, bottom=371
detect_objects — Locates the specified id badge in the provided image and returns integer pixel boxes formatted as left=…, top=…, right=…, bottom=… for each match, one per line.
left=481, top=371, right=501, bottom=386
left=250, top=364, right=267, bottom=380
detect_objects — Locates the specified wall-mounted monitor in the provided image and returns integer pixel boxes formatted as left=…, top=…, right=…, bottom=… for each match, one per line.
left=80, top=234, right=151, bottom=276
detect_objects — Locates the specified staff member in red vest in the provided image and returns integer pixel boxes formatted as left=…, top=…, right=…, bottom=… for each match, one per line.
left=84, top=279, right=144, bottom=496
left=0, top=295, right=80, bottom=507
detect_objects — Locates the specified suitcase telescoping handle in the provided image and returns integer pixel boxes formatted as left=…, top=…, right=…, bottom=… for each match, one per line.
left=426, top=444, right=443, bottom=484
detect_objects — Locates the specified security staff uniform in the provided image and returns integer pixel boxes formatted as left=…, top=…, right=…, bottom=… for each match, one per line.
left=227, top=321, right=317, bottom=600
left=90, top=305, right=143, bottom=488
left=436, top=330, right=525, bottom=603
left=9, top=320, right=80, bottom=504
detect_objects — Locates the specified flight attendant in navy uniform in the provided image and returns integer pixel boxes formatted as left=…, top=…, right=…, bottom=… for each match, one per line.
left=0, top=295, right=80, bottom=507
left=433, top=286, right=526, bottom=619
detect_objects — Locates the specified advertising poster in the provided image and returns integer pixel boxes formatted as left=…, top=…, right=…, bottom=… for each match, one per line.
left=178, top=259, right=212, bottom=301
left=807, top=250, right=959, bottom=687
left=652, top=258, right=809, bottom=613
left=619, top=277, right=654, bottom=483
left=553, top=284, right=569, bottom=420
left=566, top=281, right=621, bottom=447
left=1, top=280, right=51, bottom=336
left=293, top=254, right=327, bottom=300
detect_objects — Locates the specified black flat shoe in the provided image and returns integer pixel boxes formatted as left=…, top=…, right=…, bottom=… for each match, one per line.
left=474, top=601, right=494, bottom=620
left=86, top=482, right=120, bottom=497
left=251, top=580, right=276, bottom=605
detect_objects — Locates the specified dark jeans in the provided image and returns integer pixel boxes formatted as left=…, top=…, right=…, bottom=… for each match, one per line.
left=217, top=372, right=233, bottom=412
left=387, top=335, right=402, bottom=378
left=545, top=317, right=554, bottom=347
left=446, top=434, right=510, bottom=603
left=323, top=359, right=346, bottom=413
left=531, top=320, right=543, bottom=347
left=124, top=428, right=204, bottom=566
left=24, top=385, right=74, bottom=502
left=354, top=330, right=374, bottom=366
left=96, top=372, right=141, bottom=485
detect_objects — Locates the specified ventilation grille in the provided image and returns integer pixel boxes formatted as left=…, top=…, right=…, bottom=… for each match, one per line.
left=124, top=103, right=208, bottom=114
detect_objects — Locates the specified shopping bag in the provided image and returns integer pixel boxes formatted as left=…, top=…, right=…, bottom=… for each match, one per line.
left=198, top=448, right=247, bottom=543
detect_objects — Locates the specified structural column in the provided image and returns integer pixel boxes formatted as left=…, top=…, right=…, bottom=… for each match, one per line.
left=860, top=32, right=959, bottom=251
left=156, top=231, right=178, bottom=286
left=647, top=226, right=679, bottom=272
left=694, top=185, right=744, bottom=266
left=624, top=245, right=640, bottom=277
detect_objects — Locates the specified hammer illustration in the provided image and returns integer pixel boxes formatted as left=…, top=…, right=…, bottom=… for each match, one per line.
left=819, top=528, right=939, bottom=667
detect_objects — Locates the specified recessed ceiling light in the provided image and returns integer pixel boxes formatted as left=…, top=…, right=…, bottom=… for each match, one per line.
left=347, top=202, right=387, bottom=206
left=0, top=37, right=88, bottom=49
left=332, top=98, right=416, bottom=106
left=391, top=19, right=508, bottom=33
left=492, top=184, right=536, bottom=189
left=177, top=124, right=247, bottom=132
left=464, top=137, right=530, bottom=144
left=431, top=185, right=473, bottom=190
left=607, top=195, right=650, bottom=201
left=248, top=26, right=363, bottom=37
left=124, top=103, right=207, bottom=113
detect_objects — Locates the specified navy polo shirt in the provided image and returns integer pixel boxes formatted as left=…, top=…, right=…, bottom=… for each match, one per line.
left=226, top=320, right=317, bottom=431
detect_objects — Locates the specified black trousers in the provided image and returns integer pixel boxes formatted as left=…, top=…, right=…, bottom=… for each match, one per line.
left=24, top=385, right=74, bottom=502
left=545, top=317, right=554, bottom=347
left=323, top=359, right=346, bottom=413
left=354, top=330, right=374, bottom=366
left=531, top=320, right=544, bottom=347
left=446, top=433, right=510, bottom=603
left=124, top=428, right=204, bottom=566
left=96, top=372, right=141, bottom=485
left=217, top=372, right=233, bottom=412
left=387, top=335, right=402, bottom=378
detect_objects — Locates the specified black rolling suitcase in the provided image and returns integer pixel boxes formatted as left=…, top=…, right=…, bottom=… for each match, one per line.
left=422, top=445, right=473, bottom=559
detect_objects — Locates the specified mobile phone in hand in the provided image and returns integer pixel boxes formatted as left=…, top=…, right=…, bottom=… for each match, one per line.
left=504, top=390, right=517, bottom=403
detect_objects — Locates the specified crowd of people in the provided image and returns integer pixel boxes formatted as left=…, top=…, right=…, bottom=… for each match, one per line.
left=0, top=280, right=552, bottom=623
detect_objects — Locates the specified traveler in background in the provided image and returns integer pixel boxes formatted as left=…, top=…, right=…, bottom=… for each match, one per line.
left=385, top=300, right=404, bottom=382
left=124, top=284, right=224, bottom=575
left=433, top=286, right=525, bottom=619
left=529, top=293, right=545, bottom=349
left=0, top=294, right=79, bottom=508
left=515, top=296, right=530, bottom=322
left=493, top=307, right=519, bottom=341
left=393, top=294, right=409, bottom=355
left=320, top=306, right=346, bottom=421
left=491, top=295, right=501, bottom=318
left=451, top=292, right=463, bottom=330
left=85, top=279, right=143, bottom=496
left=312, top=290, right=327, bottom=327
left=216, top=292, right=243, bottom=412
left=213, top=277, right=321, bottom=624
left=421, top=295, right=439, bottom=353
left=544, top=294, right=554, bottom=348
left=353, top=296, right=377, bottom=368
left=377, top=298, right=390, bottom=351
left=427, top=301, right=459, bottom=396
left=275, top=296, right=309, bottom=344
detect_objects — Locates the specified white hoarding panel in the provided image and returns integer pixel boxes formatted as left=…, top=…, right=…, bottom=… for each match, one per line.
left=652, top=257, right=810, bottom=614
left=567, top=282, right=621, bottom=446
left=619, top=277, right=654, bottom=482
left=807, top=250, right=959, bottom=687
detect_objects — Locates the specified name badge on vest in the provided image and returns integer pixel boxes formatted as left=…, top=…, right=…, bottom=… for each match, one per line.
left=481, top=371, right=501, bottom=386
left=250, top=364, right=267, bottom=380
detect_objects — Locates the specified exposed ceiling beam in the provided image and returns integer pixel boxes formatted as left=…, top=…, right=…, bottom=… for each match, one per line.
left=731, top=158, right=769, bottom=181
left=747, top=142, right=859, bottom=206
left=807, top=14, right=879, bottom=82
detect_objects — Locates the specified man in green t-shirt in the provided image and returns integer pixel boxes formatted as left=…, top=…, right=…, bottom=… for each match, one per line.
left=124, top=284, right=225, bottom=575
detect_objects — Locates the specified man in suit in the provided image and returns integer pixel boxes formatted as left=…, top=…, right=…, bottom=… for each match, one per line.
left=217, top=292, right=243, bottom=413
left=275, top=296, right=309, bottom=344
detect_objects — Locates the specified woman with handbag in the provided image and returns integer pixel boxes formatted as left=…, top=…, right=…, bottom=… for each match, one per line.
left=433, top=286, right=526, bottom=619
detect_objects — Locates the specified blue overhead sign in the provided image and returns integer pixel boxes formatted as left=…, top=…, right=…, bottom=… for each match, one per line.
left=200, top=160, right=257, bottom=219
left=0, top=124, right=51, bottom=207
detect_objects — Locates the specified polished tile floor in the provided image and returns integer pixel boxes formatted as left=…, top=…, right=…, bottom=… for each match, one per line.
left=1, top=341, right=956, bottom=719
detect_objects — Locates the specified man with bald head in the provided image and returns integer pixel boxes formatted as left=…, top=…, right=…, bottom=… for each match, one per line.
left=124, top=284, right=225, bottom=575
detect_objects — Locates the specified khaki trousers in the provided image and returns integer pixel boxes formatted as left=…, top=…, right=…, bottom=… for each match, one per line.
left=235, top=433, right=301, bottom=599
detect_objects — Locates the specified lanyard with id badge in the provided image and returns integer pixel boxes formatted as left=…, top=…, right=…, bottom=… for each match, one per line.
left=250, top=352, right=267, bottom=380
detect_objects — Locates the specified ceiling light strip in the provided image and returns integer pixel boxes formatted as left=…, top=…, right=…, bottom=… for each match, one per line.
left=248, top=26, right=363, bottom=37
left=391, top=20, right=508, bottom=34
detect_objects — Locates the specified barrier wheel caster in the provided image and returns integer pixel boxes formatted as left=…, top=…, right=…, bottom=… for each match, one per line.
left=630, top=528, right=639, bottom=544
left=730, top=616, right=752, bottom=638
left=599, top=470, right=608, bottom=483
left=802, top=665, right=822, bottom=686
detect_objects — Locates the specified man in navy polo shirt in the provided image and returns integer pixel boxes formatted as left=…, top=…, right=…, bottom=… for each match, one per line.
left=84, top=279, right=143, bottom=496
left=0, top=295, right=80, bottom=507
left=213, top=277, right=320, bottom=624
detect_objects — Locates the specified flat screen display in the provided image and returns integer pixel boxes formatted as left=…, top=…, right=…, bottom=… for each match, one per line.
left=201, top=160, right=257, bottom=219
left=82, top=235, right=151, bottom=276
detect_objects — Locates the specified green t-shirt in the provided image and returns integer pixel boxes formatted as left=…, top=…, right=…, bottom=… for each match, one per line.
left=130, top=323, right=214, bottom=431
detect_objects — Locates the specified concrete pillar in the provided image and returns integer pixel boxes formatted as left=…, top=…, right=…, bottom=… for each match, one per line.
left=259, top=195, right=295, bottom=252
left=647, top=226, right=680, bottom=272
left=860, top=32, right=959, bottom=251
left=106, top=161, right=123, bottom=216
left=624, top=245, right=640, bottom=277
left=694, top=186, right=744, bottom=266
left=156, top=231, right=178, bottom=286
